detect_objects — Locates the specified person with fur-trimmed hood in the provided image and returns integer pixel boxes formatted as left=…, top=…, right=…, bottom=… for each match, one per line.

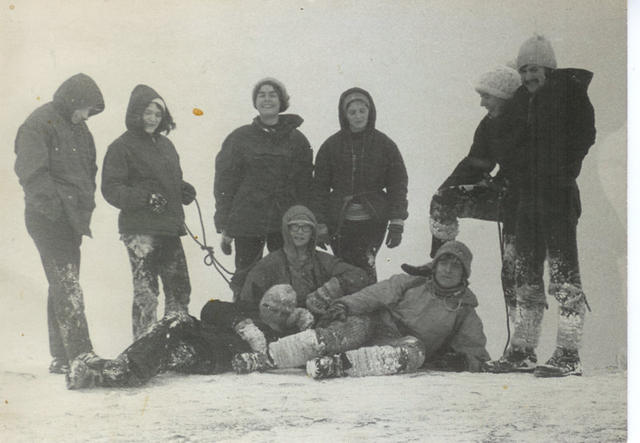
left=214, top=78, right=313, bottom=294
left=237, top=205, right=370, bottom=317
left=427, top=66, right=526, bottom=338
left=233, top=241, right=491, bottom=378
left=484, top=35, right=596, bottom=377
left=15, top=73, right=105, bottom=374
left=102, top=84, right=196, bottom=340
left=312, top=87, right=409, bottom=283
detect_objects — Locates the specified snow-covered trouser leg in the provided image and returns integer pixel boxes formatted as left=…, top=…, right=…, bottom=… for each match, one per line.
left=330, top=220, right=387, bottom=284
left=25, top=211, right=93, bottom=362
left=268, top=315, right=375, bottom=368
left=123, top=234, right=191, bottom=340
left=307, top=336, right=426, bottom=379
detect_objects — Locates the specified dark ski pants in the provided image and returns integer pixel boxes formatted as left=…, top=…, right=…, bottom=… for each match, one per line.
left=330, top=219, right=387, bottom=284
left=231, top=232, right=284, bottom=296
left=25, top=210, right=93, bottom=363
left=429, top=185, right=517, bottom=306
left=94, top=311, right=252, bottom=387
left=122, top=234, right=191, bottom=340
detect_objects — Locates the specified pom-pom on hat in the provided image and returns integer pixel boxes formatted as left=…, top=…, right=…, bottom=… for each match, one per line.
left=259, top=284, right=297, bottom=332
left=474, top=66, right=522, bottom=99
left=252, top=77, right=290, bottom=112
left=517, top=34, right=557, bottom=70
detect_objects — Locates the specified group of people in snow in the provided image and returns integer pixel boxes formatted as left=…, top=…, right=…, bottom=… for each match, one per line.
left=13, top=34, right=595, bottom=389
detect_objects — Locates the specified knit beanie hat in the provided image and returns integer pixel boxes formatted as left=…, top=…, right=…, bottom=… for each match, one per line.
left=474, top=66, right=522, bottom=99
left=259, top=284, right=298, bottom=332
left=252, top=77, right=290, bottom=112
left=517, top=34, right=557, bottom=70
left=342, top=91, right=371, bottom=112
left=433, top=240, right=473, bottom=278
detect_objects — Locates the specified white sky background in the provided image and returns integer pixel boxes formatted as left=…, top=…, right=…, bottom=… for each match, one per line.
left=0, top=0, right=628, bottom=393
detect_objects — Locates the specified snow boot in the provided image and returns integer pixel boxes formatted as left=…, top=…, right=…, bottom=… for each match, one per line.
left=306, top=353, right=349, bottom=379
left=66, top=359, right=103, bottom=389
left=49, top=357, right=69, bottom=374
left=231, top=352, right=273, bottom=374
left=534, top=347, right=583, bottom=377
left=483, top=346, right=537, bottom=373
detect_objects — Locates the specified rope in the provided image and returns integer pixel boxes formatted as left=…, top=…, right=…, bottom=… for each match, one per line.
left=183, top=198, right=234, bottom=285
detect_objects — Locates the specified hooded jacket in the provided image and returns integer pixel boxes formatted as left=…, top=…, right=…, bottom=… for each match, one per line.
left=312, top=88, right=409, bottom=231
left=15, top=73, right=105, bottom=236
left=102, top=84, right=192, bottom=236
left=238, top=205, right=369, bottom=314
left=213, top=114, right=313, bottom=237
left=511, top=68, right=596, bottom=218
left=337, top=273, right=490, bottom=371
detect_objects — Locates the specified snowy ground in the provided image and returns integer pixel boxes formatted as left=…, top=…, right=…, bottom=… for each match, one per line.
left=0, top=364, right=627, bottom=442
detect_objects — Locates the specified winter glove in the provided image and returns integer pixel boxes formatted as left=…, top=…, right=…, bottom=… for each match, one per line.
left=148, top=193, right=168, bottom=214
left=401, top=262, right=433, bottom=277
left=385, top=222, right=403, bottom=248
left=220, top=231, right=233, bottom=255
left=318, top=301, right=348, bottom=328
left=305, top=277, right=343, bottom=315
left=181, top=182, right=197, bottom=205
left=316, top=223, right=330, bottom=250
left=286, top=307, right=315, bottom=331
left=233, top=318, right=268, bottom=354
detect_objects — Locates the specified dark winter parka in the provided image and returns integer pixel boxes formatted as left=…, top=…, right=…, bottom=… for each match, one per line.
left=312, top=88, right=409, bottom=231
left=512, top=68, right=596, bottom=219
left=238, top=205, right=369, bottom=314
left=337, top=273, right=491, bottom=371
left=439, top=103, right=527, bottom=190
left=214, top=115, right=313, bottom=237
left=102, top=84, right=193, bottom=236
left=15, top=73, right=105, bottom=236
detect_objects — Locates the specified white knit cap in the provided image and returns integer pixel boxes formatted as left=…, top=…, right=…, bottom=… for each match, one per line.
left=474, top=66, right=522, bottom=99
left=517, top=34, right=557, bottom=70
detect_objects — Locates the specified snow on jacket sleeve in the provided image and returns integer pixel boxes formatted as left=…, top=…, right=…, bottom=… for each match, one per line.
left=339, top=274, right=422, bottom=315
left=382, top=137, right=409, bottom=221
left=14, top=120, right=63, bottom=220
left=213, top=133, right=245, bottom=233
left=101, top=143, right=151, bottom=210
left=448, top=307, right=491, bottom=372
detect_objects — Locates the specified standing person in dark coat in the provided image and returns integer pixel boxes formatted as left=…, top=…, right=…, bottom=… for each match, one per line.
left=427, top=66, right=525, bottom=334
left=102, top=84, right=197, bottom=340
left=14, top=73, right=105, bottom=374
left=214, top=78, right=313, bottom=294
left=312, top=87, right=409, bottom=283
left=485, top=35, right=596, bottom=377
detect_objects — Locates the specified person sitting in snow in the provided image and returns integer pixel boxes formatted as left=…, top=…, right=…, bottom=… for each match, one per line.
left=234, top=240, right=491, bottom=378
left=427, top=66, right=526, bottom=333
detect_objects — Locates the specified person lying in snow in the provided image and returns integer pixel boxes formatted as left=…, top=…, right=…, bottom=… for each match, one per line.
left=233, top=240, right=491, bottom=378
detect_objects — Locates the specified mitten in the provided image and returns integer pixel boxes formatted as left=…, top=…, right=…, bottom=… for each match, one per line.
left=286, top=308, right=315, bottom=331
left=318, top=302, right=348, bottom=327
left=385, top=222, right=403, bottom=248
left=305, top=277, right=343, bottom=315
left=181, top=182, right=197, bottom=205
left=233, top=318, right=268, bottom=354
left=148, top=193, right=168, bottom=214
left=220, top=231, right=233, bottom=255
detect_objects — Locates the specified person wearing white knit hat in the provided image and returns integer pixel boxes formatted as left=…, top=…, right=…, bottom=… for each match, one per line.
left=484, top=34, right=596, bottom=378
left=425, top=66, right=526, bottom=345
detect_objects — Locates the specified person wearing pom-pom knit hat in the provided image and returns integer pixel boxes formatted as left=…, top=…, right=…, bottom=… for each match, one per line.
left=484, top=34, right=596, bottom=377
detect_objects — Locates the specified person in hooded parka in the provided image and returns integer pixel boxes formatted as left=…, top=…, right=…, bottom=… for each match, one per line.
left=312, top=88, right=409, bottom=284
left=102, top=84, right=197, bottom=340
left=15, top=73, right=105, bottom=374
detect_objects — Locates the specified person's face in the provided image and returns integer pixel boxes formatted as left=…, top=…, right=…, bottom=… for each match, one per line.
left=434, top=254, right=465, bottom=288
left=479, top=93, right=507, bottom=118
left=255, top=84, right=280, bottom=119
left=519, top=64, right=547, bottom=93
left=288, top=223, right=313, bottom=248
left=346, top=101, right=369, bottom=132
left=70, top=107, right=92, bottom=124
left=142, top=102, right=163, bottom=134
